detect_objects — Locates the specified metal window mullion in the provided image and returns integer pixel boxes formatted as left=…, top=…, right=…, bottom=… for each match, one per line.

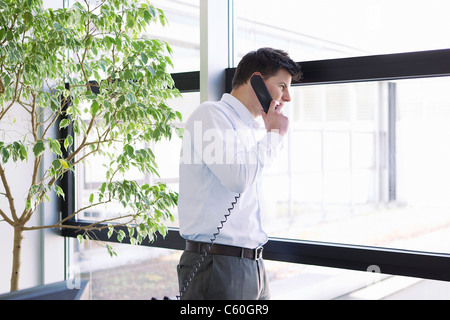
left=388, top=82, right=397, bottom=202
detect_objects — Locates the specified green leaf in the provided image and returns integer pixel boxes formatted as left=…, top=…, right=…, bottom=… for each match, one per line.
left=73, top=120, right=80, bottom=134
left=48, top=138, right=62, bottom=156
left=25, top=199, right=31, bottom=210
left=3, top=74, right=10, bottom=87
left=124, top=144, right=134, bottom=157
left=6, top=29, right=12, bottom=41
left=59, top=159, right=69, bottom=169
left=33, top=140, right=45, bottom=157
left=140, top=52, right=148, bottom=65
left=126, top=13, right=134, bottom=28
left=128, top=226, right=135, bottom=238
left=107, top=224, right=114, bottom=239
left=52, top=158, right=61, bottom=170
left=106, top=244, right=117, bottom=257
left=175, top=127, right=184, bottom=139
left=116, top=95, right=125, bottom=107
left=64, top=135, right=73, bottom=151
left=117, top=230, right=126, bottom=243
left=146, top=65, right=155, bottom=76
left=19, top=143, right=27, bottom=160
left=55, top=184, right=65, bottom=199
left=90, top=100, right=99, bottom=116
left=53, top=22, right=62, bottom=30
left=143, top=10, right=151, bottom=24
left=124, top=69, right=132, bottom=80
left=99, top=182, right=107, bottom=193
left=59, top=119, right=70, bottom=129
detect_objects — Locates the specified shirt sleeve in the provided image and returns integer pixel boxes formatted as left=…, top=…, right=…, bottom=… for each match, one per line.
left=185, top=103, right=284, bottom=193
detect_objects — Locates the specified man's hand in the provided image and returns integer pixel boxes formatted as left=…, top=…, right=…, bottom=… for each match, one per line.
left=261, top=100, right=289, bottom=137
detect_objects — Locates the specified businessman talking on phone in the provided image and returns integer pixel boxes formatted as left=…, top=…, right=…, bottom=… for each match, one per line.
left=177, top=48, right=302, bottom=300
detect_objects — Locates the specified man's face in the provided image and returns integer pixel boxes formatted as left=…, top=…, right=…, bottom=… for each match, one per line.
left=264, top=69, right=292, bottom=108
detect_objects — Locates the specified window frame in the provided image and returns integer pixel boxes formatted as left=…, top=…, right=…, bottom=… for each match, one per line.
left=62, top=48, right=450, bottom=282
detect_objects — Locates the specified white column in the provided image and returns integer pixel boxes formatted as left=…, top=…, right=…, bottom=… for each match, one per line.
left=200, top=0, right=230, bottom=102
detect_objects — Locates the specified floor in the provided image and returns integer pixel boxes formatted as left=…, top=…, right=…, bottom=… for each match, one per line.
left=341, top=277, right=450, bottom=300
left=268, top=263, right=450, bottom=300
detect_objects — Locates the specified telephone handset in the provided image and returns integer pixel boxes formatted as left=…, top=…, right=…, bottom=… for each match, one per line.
left=250, top=74, right=272, bottom=113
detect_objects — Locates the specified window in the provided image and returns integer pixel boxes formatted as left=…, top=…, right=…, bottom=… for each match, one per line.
left=234, top=0, right=450, bottom=62
left=62, top=0, right=450, bottom=300
left=261, top=82, right=384, bottom=243
left=262, top=78, right=450, bottom=254
left=146, top=0, right=200, bottom=72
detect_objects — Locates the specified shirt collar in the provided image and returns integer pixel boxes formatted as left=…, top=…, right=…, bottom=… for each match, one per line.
left=221, top=93, right=260, bottom=129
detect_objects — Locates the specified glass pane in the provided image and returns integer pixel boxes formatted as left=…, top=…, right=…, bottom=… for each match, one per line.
left=234, top=0, right=450, bottom=62
left=263, top=77, right=450, bottom=255
left=73, top=240, right=181, bottom=300
left=145, top=0, right=200, bottom=72
left=71, top=239, right=450, bottom=300
left=323, top=132, right=350, bottom=170
left=265, top=259, right=450, bottom=300
left=353, top=133, right=375, bottom=169
left=76, top=92, right=200, bottom=222
left=292, top=132, right=322, bottom=172
left=394, top=77, right=450, bottom=254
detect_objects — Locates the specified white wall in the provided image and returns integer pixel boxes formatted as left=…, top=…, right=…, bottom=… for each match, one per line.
left=0, top=109, right=66, bottom=295
left=0, top=105, right=65, bottom=294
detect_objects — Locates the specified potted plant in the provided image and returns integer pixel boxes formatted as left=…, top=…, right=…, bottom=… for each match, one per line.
left=0, top=0, right=180, bottom=292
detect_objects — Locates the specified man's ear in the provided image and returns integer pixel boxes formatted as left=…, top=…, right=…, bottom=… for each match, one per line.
left=247, top=72, right=263, bottom=84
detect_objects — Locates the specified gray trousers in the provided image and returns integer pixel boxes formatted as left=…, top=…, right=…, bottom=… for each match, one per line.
left=177, top=250, right=270, bottom=300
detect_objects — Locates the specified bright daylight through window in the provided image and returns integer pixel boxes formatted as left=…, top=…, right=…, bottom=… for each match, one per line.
left=234, top=0, right=450, bottom=253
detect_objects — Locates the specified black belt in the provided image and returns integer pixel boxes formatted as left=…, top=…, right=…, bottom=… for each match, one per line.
left=185, top=240, right=264, bottom=260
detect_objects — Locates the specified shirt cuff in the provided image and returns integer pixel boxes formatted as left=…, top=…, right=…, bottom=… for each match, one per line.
left=257, top=131, right=284, bottom=167
left=266, top=130, right=284, bottom=148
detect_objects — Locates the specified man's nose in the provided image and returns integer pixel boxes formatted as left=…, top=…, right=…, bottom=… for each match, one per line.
left=283, top=90, right=291, bottom=102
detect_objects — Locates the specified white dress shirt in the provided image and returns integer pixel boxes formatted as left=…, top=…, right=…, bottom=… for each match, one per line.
left=178, top=93, right=284, bottom=249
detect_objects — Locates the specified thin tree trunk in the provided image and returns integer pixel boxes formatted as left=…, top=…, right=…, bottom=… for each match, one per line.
left=10, top=226, right=23, bottom=292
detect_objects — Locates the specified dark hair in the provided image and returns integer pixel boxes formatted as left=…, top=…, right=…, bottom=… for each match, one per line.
left=232, top=47, right=302, bottom=89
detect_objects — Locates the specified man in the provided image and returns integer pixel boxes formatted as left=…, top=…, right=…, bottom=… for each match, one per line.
left=177, top=48, right=302, bottom=300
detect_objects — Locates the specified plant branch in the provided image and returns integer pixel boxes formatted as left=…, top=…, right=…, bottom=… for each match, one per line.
left=30, top=93, right=38, bottom=141
left=0, top=62, right=24, bottom=121
left=62, top=199, right=113, bottom=223
left=0, top=208, right=14, bottom=226
left=22, top=209, right=137, bottom=232
left=0, top=100, right=16, bottom=121
left=41, top=108, right=64, bottom=140
left=0, top=163, right=19, bottom=222
left=20, top=154, right=44, bottom=223
left=16, top=99, right=32, bottom=115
